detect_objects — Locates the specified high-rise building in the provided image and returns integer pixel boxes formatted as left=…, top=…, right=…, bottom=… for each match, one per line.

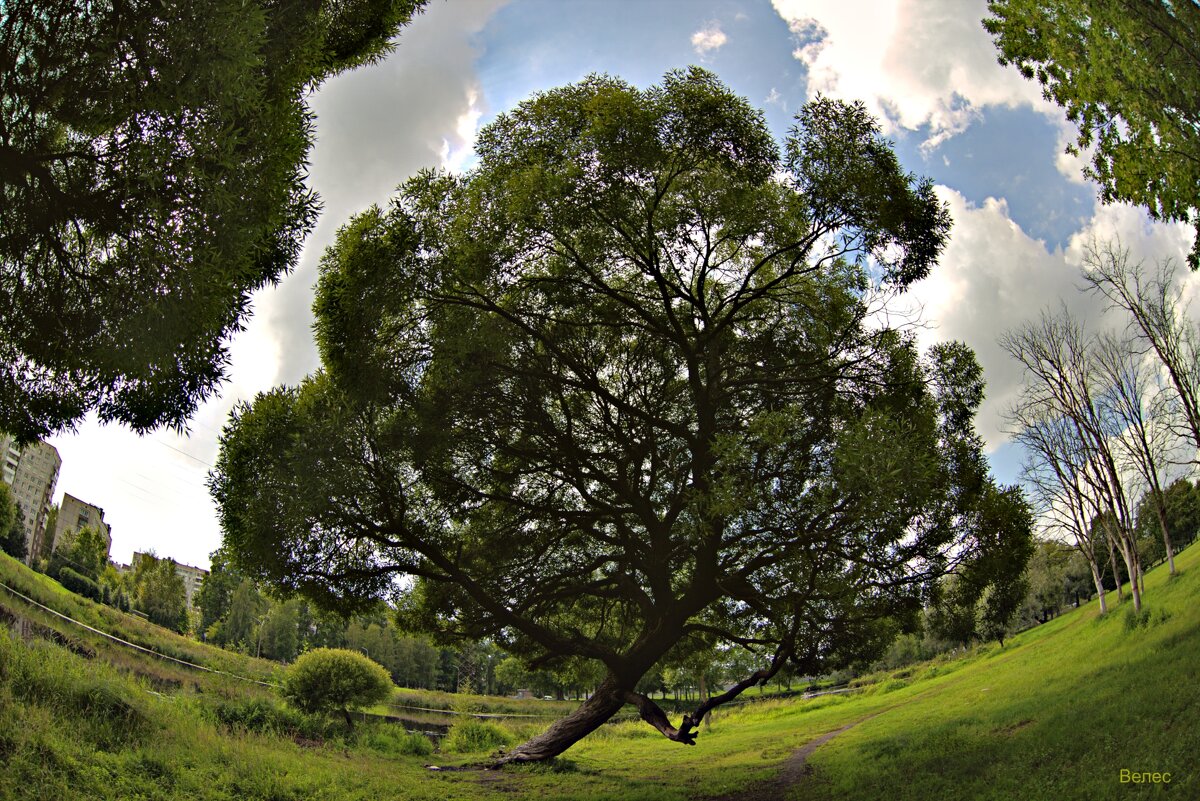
left=0, top=434, right=61, bottom=564
left=52, top=493, right=112, bottom=563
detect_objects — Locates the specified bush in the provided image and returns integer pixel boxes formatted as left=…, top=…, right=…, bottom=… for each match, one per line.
left=443, top=719, right=515, bottom=753
left=282, top=648, right=393, bottom=729
left=58, top=567, right=102, bottom=602
left=360, top=726, right=435, bottom=756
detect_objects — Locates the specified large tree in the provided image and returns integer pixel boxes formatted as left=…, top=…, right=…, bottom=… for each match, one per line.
left=211, top=69, right=1031, bottom=763
left=985, top=0, right=1200, bottom=269
left=0, top=0, right=424, bottom=442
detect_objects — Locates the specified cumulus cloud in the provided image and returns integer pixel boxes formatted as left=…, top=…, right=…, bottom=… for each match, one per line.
left=904, top=188, right=1195, bottom=453
left=771, top=0, right=1046, bottom=147
left=905, top=188, right=1106, bottom=449
left=691, top=22, right=727, bottom=56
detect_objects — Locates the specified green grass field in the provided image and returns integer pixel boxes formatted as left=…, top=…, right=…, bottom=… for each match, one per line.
left=1, top=544, right=1196, bottom=800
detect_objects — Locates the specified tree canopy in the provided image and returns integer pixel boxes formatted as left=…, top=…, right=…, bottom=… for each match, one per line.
left=211, top=69, right=1031, bottom=762
left=0, top=0, right=425, bottom=442
left=283, top=647, right=393, bottom=729
left=985, top=0, right=1200, bottom=268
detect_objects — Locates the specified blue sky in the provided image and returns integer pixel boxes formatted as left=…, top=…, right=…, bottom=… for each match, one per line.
left=46, top=0, right=1194, bottom=568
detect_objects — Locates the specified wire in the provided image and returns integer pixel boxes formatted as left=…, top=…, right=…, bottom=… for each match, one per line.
left=0, top=578, right=279, bottom=688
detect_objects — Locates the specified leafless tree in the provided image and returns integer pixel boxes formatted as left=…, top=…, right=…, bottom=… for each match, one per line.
left=1082, top=241, right=1200, bottom=460
left=1093, top=330, right=1180, bottom=574
left=1001, top=308, right=1144, bottom=611
left=1008, top=403, right=1108, bottom=612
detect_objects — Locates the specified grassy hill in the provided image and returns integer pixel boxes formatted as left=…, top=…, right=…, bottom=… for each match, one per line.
left=1, top=544, right=1197, bottom=800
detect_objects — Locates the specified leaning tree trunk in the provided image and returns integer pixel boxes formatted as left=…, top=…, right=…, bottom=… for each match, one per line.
left=493, top=676, right=627, bottom=765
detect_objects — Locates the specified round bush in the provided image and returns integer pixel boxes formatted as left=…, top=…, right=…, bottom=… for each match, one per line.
left=282, top=648, right=392, bottom=727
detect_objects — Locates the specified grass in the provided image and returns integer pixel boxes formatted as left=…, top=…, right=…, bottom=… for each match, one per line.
left=1, top=544, right=1198, bottom=799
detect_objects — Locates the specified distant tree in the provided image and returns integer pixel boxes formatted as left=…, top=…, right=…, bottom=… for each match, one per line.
left=210, top=577, right=266, bottom=649
left=213, top=70, right=1030, bottom=762
left=196, top=546, right=245, bottom=637
left=1003, top=308, right=1144, bottom=612
left=495, top=656, right=531, bottom=696
left=282, top=648, right=393, bottom=729
left=36, top=505, right=56, bottom=563
left=1082, top=244, right=1200, bottom=457
left=0, top=483, right=26, bottom=560
left=258, top=599, right=301, bottom=663
left=0, top=0, right=427, bottom=442
left=136, top=556, right=189, bottom=633
left=986, top=1, right=1200, bottom=269
left=1162, top=479, right=1200, bottom=549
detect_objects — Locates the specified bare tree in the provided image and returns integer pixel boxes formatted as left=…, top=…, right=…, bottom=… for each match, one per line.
left=1082, top=241, right=1200, bottom=458
left=1001, top=308, right=1144, bottom=612
left=1008, top=402, right=1108, bottom=613
left=1093, top=331, right=1179, bottom=574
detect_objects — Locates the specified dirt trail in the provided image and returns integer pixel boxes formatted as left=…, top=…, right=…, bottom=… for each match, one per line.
left=715, top=679, right=966, bottom=801
left=716, top=712, right=882, bottom=801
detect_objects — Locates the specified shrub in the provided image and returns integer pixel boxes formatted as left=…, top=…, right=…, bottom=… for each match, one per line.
left=360, top=726, right=435, bottom=756
left=282, top=648, right=392, bottom=729
left=57, top=567, right=101, bottom=602
left=443, top=719, right=514, bottom=753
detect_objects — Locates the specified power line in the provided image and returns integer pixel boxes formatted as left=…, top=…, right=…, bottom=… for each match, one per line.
left=0, top=578, right=279, bottom=688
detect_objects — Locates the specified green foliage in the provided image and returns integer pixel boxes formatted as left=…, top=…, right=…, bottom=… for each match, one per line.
left=134, top=555, right=189, bottom=633
left=258, top=598, right=302, bottom=662
left=212, top=71, right=1024, bottom=757
left=57, top=566, right=101, bottom=602
left=52, top=523, right=108, bottom=580
left=0, top=483, right=25, bottom=560
left=195, top=546, right=244, bottom=635
left=0, top=0, right=426, bottom=442
left=208, top=577, right=266, bottom=649
left=985, top=0, right=1200, bottom=268
left=443, top=719, right=515, bottom=754
left=282, top=648, right=393, bottom=726
left=360, top=727, right=435, bottom=757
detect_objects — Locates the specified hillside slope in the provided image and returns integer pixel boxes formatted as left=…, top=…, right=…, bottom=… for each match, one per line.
left=1, top=545, right=1197, bottom=800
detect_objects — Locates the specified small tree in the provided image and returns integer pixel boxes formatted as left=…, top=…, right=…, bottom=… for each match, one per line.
left=0, top=484, right=26, bottom=560
left=282, top=648, right=393, bottom=729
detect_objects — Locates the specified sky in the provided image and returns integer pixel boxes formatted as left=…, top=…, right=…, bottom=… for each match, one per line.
left=46, top=0, right=1196, bottom=570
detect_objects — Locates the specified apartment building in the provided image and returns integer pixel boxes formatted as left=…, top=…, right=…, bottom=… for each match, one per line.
left=51, top=493, right=112, bottom=562
left=0, top=434, right=62, bottom=564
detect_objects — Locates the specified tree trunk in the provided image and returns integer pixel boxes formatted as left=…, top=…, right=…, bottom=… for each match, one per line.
left=1154, top=493, right=1177, bottom=575
left=493, top=676, right=627, bottom=765
left=1089, top=561, right=1108, bottom=615
left=1114, top=536, right=1142, bottom=613
left=1106, top=538, right=1123, bottom=601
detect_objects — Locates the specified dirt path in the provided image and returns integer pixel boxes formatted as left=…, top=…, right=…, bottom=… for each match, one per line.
left=716, top=712, right=881, bottom=801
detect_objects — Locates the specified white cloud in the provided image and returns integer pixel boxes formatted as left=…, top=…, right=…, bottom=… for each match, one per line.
left=905, top=189, right=1194, bottom=453
left=691, top=23, right=727, bottom=56
left=906, top=188, right=1104, bottom=449
left=771, top=0, right=1046, bottom=147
